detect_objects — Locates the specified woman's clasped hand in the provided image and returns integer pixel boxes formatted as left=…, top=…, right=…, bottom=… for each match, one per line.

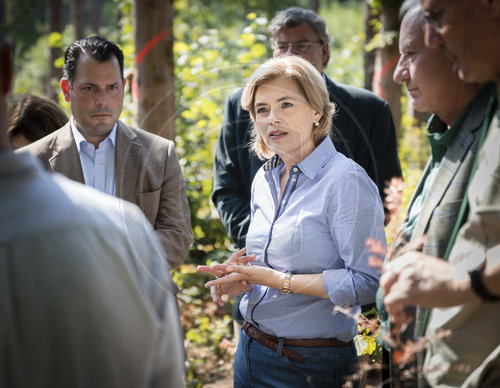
left=197, top=247, right=256, bottom=306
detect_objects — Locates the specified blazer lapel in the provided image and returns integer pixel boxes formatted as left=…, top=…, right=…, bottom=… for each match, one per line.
left=115, top=121, right=141, bottom=203
left=48, top=123, right=85, bottom=184
left=412, top=95, right=489, bottom=240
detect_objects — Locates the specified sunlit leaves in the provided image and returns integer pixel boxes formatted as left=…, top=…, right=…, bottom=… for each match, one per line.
left=250, top=43, right=267, bottom=58
left=365, top=31, right=398, bottom=52
left=323, top=1, right=364, bottom=88
left=47, top=32, right=63, bottom=48
left=54, top=57, right=65, bottom=69
left=354, top=326, right=379, bottom=356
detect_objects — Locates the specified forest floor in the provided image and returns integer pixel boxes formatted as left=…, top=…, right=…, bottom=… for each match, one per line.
left=203, top=375, right=233, bottom=388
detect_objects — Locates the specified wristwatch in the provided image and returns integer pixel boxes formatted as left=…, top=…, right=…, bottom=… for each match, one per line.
left=281, top=272, right=293, bottom=295
left=468, top=259, right=500, bottom=302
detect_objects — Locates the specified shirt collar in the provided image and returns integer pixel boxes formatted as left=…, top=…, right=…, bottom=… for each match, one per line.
left=427, top=83, right=496, bottom=165
left=263, top=137, right=335, bottom=179
left=298, top=137, right=335, bottom=178
left=70, top=116, right=117, bottom=151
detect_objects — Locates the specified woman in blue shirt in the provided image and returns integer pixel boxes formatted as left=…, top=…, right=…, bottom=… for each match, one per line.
left=199, top=56, right=386, bottom=387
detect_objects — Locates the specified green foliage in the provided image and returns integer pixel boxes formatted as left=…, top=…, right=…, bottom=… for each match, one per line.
left=174, top=4, right=270, bottom=264
left=13, top=25, right=75, bottom=106
left=354, top=326, right=380, bottom=359
left=365, top=30, right=398, bottom=52
left=398, top=93, right=430, bottom=208
left=174, top=0, right=308, bottom=29
left=173, top=264, right=235, bottom=384
left=47, top=32, right=63, bottom=49
left=365, top=0, right=401, bottom=53
left=322, top=0, right=365, bottom=87
left=12, top=37, right=50, bottom=98
left=5, top=0, right=47, bottom=56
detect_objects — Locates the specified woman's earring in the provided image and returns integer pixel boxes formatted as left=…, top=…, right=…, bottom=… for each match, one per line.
left=314, top=121, right=319, bottom=127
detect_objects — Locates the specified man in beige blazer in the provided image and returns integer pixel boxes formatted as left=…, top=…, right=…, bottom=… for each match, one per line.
left=1, top=31, right=185, bottom=387
left=20, top=36, right=193, bottom=269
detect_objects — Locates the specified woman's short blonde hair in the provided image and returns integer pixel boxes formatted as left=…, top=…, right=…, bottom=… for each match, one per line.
left=241, top=56, right=335, bottom=160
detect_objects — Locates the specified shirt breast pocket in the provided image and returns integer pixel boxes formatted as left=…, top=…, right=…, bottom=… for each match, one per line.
left=289, top=211, right=334, bottom=271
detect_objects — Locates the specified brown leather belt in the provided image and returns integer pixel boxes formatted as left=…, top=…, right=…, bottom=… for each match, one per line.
left=242, top=321, right=352, bottom=363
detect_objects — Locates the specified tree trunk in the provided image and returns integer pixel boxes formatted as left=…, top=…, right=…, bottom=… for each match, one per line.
left=90, top=0, right=101, bottom=34
left=373, top=0, right=402, bottom=137
left=132, top=0, right=176, bottom=140
left=363, top=0, right=377, bottom=91
left=310, top=0, right=320, bottom=13
left=46, top=0, right=63, bottom=101
left=72, top=0, right=84, bottom=40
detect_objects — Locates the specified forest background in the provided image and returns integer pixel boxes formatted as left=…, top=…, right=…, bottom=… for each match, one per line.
left=6, top=0, right=430, bottom=385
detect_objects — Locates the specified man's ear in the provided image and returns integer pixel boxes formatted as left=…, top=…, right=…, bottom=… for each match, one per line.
left=0, top=42, right=13, bottom=96
left=321, top=41, right=330, bottom=69
left=60, top=79, right=71, bottom=102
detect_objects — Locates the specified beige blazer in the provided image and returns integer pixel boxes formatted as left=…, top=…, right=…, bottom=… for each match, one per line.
left=20, top=120, right=193, bottom=269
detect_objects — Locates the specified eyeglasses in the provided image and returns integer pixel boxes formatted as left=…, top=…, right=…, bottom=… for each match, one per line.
left=272, top=40, right=323, bottom=54
left=423, top=0, right=453, bottom=31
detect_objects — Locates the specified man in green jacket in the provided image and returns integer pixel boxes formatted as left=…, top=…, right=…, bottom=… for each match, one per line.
left=381, top=0, right=500, bottom=386
left=376, top=0, right=493, bottom=386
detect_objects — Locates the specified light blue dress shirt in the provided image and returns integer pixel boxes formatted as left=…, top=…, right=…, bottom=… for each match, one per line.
left=241, top=137, right=386, bottom=341
left=71, top=117, right=116, bottom=196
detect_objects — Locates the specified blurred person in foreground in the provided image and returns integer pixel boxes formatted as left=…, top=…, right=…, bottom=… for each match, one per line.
left=19, top=36, right=192, bottom=269
left=381, top=0, right=500, bottom=386
left=0, top=32, right=185, bottom=387
left=375, top=0, right=494, bottom=386
left=212, top=5, right=402, bottom=340
left=8, top=94, right=68, bottom=148
left=199, top=55, right=386, bottom=388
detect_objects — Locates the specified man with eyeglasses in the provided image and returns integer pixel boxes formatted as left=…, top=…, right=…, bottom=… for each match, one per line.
left=380, top=0, right=500, bottom=386
left=212, top=6, right=402, bottom=340
left=20, top=36, right=193, bottom=270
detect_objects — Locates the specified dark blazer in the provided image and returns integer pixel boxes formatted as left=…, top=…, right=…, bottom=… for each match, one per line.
left=20, top=120, right=193, bottom=269
left=212, top=75, right=402, bottom=248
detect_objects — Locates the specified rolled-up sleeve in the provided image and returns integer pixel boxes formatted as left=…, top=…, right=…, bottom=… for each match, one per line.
left=322, top=168, right=386, bottom=306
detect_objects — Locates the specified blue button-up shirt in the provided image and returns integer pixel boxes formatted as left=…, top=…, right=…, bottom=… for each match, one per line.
left=71, top=117, right=116, bottom=196
left=241, top=137, right=386, bottom=341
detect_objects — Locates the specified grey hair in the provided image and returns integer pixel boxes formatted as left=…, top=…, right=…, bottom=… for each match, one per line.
left=400, top=0, right=421, bottom=20
left=268, top=7, right=331, bottom=67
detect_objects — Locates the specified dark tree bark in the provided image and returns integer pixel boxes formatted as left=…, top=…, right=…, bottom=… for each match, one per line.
left=46, top=0, right=63, bottom=101
left=363, top=0, right=377, bottom=91
left=373, top=0, right=402, bottom=136
left=132, top=0, right=176, bottom=140
left=72, top=0, right=84, bottom=40
left=310, top=0, right=320, bottom=13
left=89, top=0, right=101, bottom=34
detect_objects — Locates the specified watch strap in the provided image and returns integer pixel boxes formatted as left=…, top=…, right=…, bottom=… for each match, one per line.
left=281, top=272, right=292, bottom=294
left=469, top=263, right=500, bottom=302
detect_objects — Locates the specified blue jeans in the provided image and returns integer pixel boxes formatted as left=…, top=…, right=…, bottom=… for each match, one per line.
left=234, top=330, right=360, bottom=388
